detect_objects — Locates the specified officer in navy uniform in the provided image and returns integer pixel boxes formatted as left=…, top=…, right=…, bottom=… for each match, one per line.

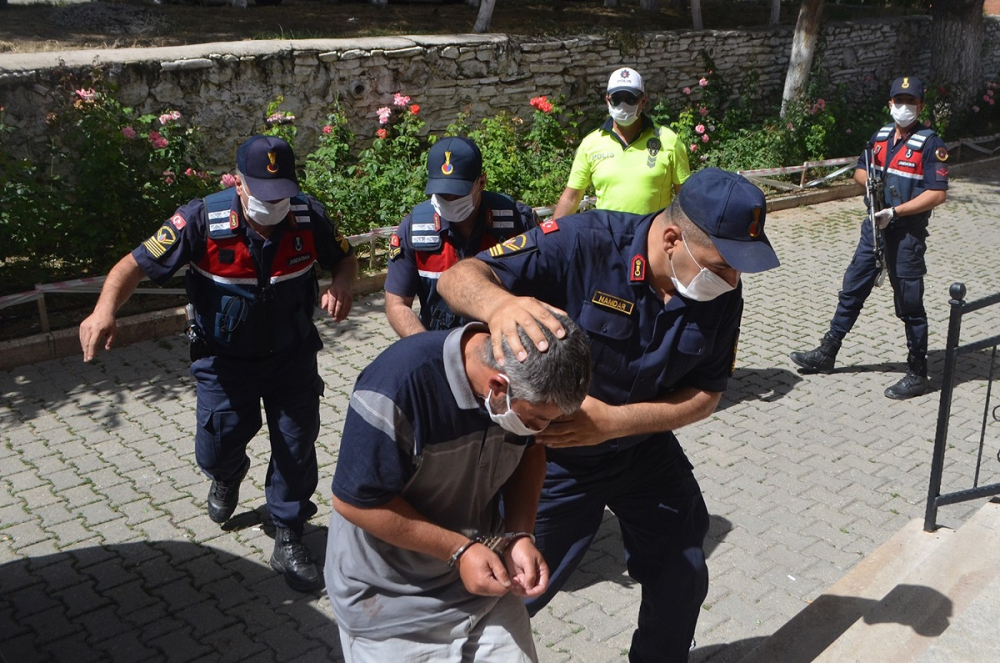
left=384, top=136, right=537, bottom=337
left=79, top=136, right=358, bottom=592
left=790, top=76, right=948, bottom=399
left=438, top=168, right=780, bottom=662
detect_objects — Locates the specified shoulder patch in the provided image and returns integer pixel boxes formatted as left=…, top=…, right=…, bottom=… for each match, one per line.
left=142, top=222, right=178, bottom=259
left=170, top=214, right=186, bottom=231
left=935, top=146, right=949, bottom=162
left=389, top=232, right=402, bottom=261
left=540, top=219, right=559, bottom=234
left=487, top=232, right=534, bottom=258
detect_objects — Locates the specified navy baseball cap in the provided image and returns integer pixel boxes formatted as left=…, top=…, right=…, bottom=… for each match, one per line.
left=235, top=135, right=300, bottom=200
left=425, top=136, right=483, bottom=196
left=677, top=168, right=779, bottom=273
left=889, top=76, right=924, bottom=101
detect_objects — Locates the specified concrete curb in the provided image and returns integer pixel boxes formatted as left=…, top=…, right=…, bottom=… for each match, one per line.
left=0, top=271, right=386, bottom=372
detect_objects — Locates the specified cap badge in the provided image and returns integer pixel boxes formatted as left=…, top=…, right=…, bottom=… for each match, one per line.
left=630, top=255, right=646, bottom=282
left=441, top=151, right=454, bottom=176
left=748, top=208, right=762, bottom=238
left=267, top=151, right=279, bottom=174
left=901, top=77, right=910, bottom=90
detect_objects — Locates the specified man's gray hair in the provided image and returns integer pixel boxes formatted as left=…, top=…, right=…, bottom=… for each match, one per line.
left=480, top=312, right=591, bottom=415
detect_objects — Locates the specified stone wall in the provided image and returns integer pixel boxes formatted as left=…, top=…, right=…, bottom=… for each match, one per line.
left=1, top=17, right=998, bottom=168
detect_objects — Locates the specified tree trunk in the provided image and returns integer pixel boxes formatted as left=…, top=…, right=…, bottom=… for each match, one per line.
left=640, top=0, right=660, bottom=11
left=472, top=0, right=496, bottom=32
left=769, top=0, right=781, bottom=27
left=691, top=0, right=703, bottom=30
left=931, top=0, right=984, bottom=112
left=781, top=0, right=824, bottom=117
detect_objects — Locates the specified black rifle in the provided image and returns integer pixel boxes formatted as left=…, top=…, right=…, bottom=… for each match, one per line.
left=863, top=145, right=888, bottom=287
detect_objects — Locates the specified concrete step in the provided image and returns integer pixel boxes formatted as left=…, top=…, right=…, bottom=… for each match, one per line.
left=739, top=499, right=1000, bottom=663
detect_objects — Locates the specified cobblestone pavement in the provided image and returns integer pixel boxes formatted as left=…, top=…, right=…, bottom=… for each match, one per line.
left=2, top=164, right=999, bottom=663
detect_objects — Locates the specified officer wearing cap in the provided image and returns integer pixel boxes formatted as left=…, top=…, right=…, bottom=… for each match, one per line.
left=790, top=76, right=948, bottom=399
left=384, top=136, right=537, bottom=337
left=79, top=135, right=358, bottom=592
left=438, top=167, right=780, bottom=661
left=551, top=67, right=690, bottom=220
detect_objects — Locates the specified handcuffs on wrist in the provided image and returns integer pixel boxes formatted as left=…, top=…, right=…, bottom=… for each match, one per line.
left=447, top=532, right=536, bottom=568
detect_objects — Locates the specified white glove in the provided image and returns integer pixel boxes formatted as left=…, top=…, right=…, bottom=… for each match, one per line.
left=873, top=208, right=895, bottom=229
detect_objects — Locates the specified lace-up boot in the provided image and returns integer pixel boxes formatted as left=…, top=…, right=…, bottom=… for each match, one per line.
left=207, top=457, right=250, bottom=523
left=790, top=332, right=842, bottom=373
left=271, top=527, right=323, bottom=592
left=885, top=355, right=930, bottom=400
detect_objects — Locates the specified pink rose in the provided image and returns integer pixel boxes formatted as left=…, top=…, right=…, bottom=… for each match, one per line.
left=699, top=78, right=708, bottom=87
left=185, top=167, right=195, bottom=176
left=973, top=106, right=980, bottom=113
left=393, top=93, right=411, bottom=107
left=682, top=87, right=692, bottom=95
left=695, top=124, right=705, bottom=135
left=698, top=106, right=709, bottom=116
left=322, top=125, right=333, bottom=134
left=701, top=134, right=709, bottom=143
left=690, top=144, right=698, bottom=152
left=149, top=131, right=169, bottom=149
left=74, top=88, right=96, bottom=101
left=991, top=99, right=997, bottom=106
left=377, top=106, right=392, bottom=125
left=845, top=129, right=853, bottom=135
left=985, top=95, right=991, bottom=102
left=220, top=173, right=237, bottom=188
left=121, top=127, right=137, bottom=139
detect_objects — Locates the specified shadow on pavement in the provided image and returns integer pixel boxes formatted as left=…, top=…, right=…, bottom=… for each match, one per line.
left=719, top=367, right=802, bottom=410
left=709, top=584, right=953, bottom=663
left=0, top=531, right=340, bottom=662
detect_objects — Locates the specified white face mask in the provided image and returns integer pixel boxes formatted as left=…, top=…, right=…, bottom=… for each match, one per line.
left=431, top=192, right=476, bottom=223
left=244, top=194, right=290, bottom=227
left=890, top=102, right=919, bottom=128
left=670, top=238, right=737, bottom=302
left=484, top=374, right=545, bottom=437
left=608, top=100, right=640, bottom=127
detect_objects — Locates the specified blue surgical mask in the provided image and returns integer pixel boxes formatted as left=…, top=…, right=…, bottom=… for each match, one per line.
left=484, top=374, right=545, bottom=436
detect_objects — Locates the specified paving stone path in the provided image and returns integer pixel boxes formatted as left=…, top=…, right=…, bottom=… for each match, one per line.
left=2, top=163, right=998, bottom=662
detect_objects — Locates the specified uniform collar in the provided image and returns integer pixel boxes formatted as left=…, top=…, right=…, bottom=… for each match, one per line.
left=600, top=114, right=654, bottom=148
left=624, top=212, right=659, bottom=287
left=443, top=322, right=489, bottom=410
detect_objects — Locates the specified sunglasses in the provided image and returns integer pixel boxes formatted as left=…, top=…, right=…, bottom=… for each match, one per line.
left=609, top=92, right=640, bottom=107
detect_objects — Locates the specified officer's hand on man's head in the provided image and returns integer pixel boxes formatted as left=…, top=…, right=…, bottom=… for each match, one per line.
left=487, top=297, right=567, bottom=364
left=321, top=284, right=353, bottom=322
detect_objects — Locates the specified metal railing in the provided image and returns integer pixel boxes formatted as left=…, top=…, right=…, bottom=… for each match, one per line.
left=924, top=282, right=1000, bottom=532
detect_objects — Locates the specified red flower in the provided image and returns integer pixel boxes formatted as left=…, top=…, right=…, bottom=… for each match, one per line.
left=322, top=125, right=333, bottom=135
left=376, top=128, right=388, bottom=139
left=410, top=104, right=420, bottom=115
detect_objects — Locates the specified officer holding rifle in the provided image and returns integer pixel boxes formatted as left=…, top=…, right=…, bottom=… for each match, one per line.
left=790, top=76, right=949, bottom=399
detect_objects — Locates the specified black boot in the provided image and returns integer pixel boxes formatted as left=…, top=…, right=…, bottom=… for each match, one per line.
left=790, top=332, right=842, bottom=373
left=271, top=527, right=323, bottom=592
left=207, top=457, right=250, bottom=524
left=885, top=355, right=930, bottom=400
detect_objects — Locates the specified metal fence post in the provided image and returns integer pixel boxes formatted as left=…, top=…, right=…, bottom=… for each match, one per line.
left=924, top=282, right=967, bottom=532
